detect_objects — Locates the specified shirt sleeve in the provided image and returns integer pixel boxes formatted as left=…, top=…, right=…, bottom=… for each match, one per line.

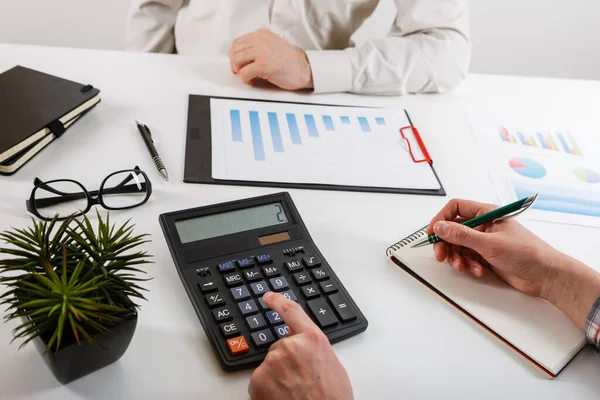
left=305, top=0, right=471, bottom=94
left=586, top=297, right=600, bottom=350
left=126, top=0, right=184, bottom=53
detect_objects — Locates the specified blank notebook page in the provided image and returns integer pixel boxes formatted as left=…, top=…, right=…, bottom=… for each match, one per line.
left=391, top=245, right=585, bottom=375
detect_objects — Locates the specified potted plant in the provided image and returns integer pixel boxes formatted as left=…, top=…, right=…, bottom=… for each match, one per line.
left=0, top=212, right=151, bottom=384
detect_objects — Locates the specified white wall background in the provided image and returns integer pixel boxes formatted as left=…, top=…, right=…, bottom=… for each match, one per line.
left=0, top=0, right=599, bottom=80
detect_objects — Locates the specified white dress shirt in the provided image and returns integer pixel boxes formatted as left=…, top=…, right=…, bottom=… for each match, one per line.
left=126, top=0, right=470, bottom=95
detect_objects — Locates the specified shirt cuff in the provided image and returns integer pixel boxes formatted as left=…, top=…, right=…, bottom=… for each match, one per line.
left=585, top=297, right=600, bottom=350
left=304, top=50, right=352, bottom=94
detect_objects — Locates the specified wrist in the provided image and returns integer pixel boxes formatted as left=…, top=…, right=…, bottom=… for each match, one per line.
left=300, top=50, right=314, bottom=90
left=540, top=253, right=600, bottom=330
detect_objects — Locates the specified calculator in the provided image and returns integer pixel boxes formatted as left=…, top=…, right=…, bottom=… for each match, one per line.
left=159, top=192, right=368, bottom=371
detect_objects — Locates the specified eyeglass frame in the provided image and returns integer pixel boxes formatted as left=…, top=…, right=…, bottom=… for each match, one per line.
left=25, top=166, right=153, bottom=221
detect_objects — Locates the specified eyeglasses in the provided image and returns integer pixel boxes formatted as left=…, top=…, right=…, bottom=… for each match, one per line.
left=26, top=167, right=152, bottom=220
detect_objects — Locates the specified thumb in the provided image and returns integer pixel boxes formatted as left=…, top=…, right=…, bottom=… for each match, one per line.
left=433, top=221, right=490, bottom=251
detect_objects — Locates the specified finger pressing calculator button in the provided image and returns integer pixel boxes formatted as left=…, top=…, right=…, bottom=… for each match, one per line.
left=301, top=283, right=320, bottom=299
left=307, top=298, right=338, bottom=328
left=244, top=268, right=262, bottom=282
left=274, top=324, right=290, bottom=339
left=224, top=272, right=243, bottom=287
left=285, top=259, right=302, bottom=272
left=251, top=329, right=275, bottom=347
left=230, top=285, right=251, bottom=301
left=246, top=314, right=267, bottom=330
left=213, top=306, right=233, bottom=322
left=293, top=271, right=312, bottom=285
left=238, top=299, right=259, bottom=315
left=265, top=310, right=283, bottom=325
left=206, top=292, right=225, bottom=308
left=217, top=261, right=236, bottom=273
left=262, top=265, right=280, bottom=277
left=256, top=254, right=272, bottom=265
left=319, top=280, right=338, bottom=294
left=250, top=281, right=269, bottom=296
left=280, top=289, right=298, bottom=302
left=269, top=276, right=289, bottom=291
left=227, top=336, right=249, bottom=355
left=237, top=258, right=255, bottom=269
left=311, top=267, right=329, bottom=281
left=328, top=293, right=356, bottom=322
left=198, top=278, right=218, bottom=293
left=220, top=321, right=241, bottom=337
left=302, top=255, right=321, bottom=268
left=258, top=296, right=271, bottom=311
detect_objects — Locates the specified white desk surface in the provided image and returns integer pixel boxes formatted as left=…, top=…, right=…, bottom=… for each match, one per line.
left=0, top=43, right=599, bottom=400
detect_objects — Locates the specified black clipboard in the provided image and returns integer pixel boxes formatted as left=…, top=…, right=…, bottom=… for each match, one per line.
left=183, top=95, right=446, bottom=196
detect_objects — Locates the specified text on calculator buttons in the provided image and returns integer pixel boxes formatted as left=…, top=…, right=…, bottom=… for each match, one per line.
left=220, top=321, right=241, bottom=337
left=307, top=298, right=338, bottom=328
left=269, top=276, right=289, bottom=291
left=256, top=253, right=273, bottom=265
left=238, top=299, right=259, bottom=315
left=218, top=261, right=236, bottom=273
left=198, top=278, right=218, bottom=293
left=251, top=329, right=276, bottom=347
left=262, top=265, right=280, bottom=277
left=246, top=314, right=267, bottom=330
left=231, top=285, right=251, bottom=301
left=224, top=272, right=243, bottom=287
left=265, top=311, right=283, bottom=325
left=301, top=284, right=320, bottom=299
left=196, top=267, right=211, bottom=277
left=293, top=271, right=312, bottom=285
left=206, top=292, right=225, bottom=308
left=280, top=289, right=298, bottom=302
left=319, top=280, right=337, bottom=294
left=328, top=293, right=357, bottom=322
left=227, top=336, right=249, bottom=355
left=237, top=258, right=255, bottom=269
left=274, top=324, right=290, bottom=339
left=244, top=268, right=262, bottom=282
left=311, top=268, right=329, bottom=281
left=250, top=281, right=269, bottom=296
left=302, top=255, right=321, bottom=268
left=285, top=259, right=302, bottom=272
left=212, top=306, right=233, bottom=322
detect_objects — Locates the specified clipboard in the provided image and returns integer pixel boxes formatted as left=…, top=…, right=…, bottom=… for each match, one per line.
left=184, top=95, right=446, bottom=196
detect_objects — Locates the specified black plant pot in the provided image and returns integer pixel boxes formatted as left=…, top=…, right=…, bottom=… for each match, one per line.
left=31, top=310, right=138, bottom=384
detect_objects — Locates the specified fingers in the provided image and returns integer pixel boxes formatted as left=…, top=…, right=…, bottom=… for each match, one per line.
left=238, top=62, right=264, bottom=85
left=427, top=199, right=497, bottom=235
left=263, top=292, right=318, bottom=334
left=230, top=48, right=258, bottom=74
left=433, top=220, right=490, bottom=253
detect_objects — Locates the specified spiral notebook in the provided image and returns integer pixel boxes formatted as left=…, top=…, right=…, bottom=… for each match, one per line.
left=387, top=226, right=586, bottom=378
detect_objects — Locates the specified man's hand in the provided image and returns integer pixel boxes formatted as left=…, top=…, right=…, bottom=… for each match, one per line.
left=248, top=291, right=353, bottom=400
left=229, top=28, right=314, bottom=91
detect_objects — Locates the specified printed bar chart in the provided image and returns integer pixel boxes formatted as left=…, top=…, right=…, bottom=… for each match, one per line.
left=285, top=113, right=302, bottom=145
left=376, top=117, right=386, bottom=126
left=249, top=111, right=265, bottom=161
left=304, top=114, right=319, bottom=137
left=231, top=110, right=242, bottom=142
left=358, top=117, right=371, bottom=133
left=267, top=112, right=284, bottom=152
left=516, top=132, right=537, bottom=147
left=557, top=132, right=583, bottom=155
left=340, top=116, right=351, bottom=124
left=499, top=126, right=516, bottom=143
left=322, top=115, right=335, bottom=131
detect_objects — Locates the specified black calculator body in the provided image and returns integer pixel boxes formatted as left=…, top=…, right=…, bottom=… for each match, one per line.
left=159, top=192, right=368, bottom=371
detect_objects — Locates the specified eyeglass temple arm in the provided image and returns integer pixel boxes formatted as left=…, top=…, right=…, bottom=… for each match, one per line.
left=32, top=183, right=148, bottom=209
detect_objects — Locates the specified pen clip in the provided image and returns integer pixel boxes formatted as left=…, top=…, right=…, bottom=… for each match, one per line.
left=493, top=193, right=538, bottom=222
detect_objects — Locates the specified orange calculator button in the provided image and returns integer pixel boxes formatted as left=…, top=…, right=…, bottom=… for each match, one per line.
left=227, top=336, right=250, bottom=355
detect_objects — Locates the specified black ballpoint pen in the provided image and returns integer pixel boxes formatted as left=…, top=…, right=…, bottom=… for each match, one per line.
left=135, top=120, right=169, bottom=181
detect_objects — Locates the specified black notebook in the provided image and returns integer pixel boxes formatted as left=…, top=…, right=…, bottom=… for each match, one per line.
left=0, top=66, right=101, bottom=175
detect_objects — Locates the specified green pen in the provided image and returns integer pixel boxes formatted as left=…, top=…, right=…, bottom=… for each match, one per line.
left=411, top=194, right=539, bottom=249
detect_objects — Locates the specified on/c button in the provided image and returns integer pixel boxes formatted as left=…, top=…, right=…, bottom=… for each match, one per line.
left=227, top=336, right=249, bottom=355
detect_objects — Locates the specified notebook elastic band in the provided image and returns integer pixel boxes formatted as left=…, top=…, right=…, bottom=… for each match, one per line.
left=47, top=119, right=66, bottom=138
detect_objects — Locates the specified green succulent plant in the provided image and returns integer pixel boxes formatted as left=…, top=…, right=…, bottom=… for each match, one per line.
left=0, top=212, right=151, bottom=352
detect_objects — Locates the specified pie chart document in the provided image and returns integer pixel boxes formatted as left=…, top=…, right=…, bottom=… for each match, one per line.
left=468, top=109, right=600, bottom=228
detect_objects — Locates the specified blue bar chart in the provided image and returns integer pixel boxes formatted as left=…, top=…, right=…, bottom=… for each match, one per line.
left=228, top=109, right=389, bottom=161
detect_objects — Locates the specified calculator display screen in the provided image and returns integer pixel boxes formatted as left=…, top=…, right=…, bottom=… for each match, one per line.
left=175, top=202, right=289, bottom=243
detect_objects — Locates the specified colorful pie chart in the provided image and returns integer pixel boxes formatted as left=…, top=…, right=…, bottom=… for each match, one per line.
left=509, top=157, right=547, bottom=179
left=574, top=167, right=600, bottom=184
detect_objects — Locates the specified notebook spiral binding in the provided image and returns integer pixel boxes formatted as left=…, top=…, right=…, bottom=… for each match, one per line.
left=385, top=225, right=429, bottom=256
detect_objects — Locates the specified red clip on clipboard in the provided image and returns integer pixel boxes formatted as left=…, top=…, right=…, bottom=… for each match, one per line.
left=400, top=126, right=433, bottom=165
